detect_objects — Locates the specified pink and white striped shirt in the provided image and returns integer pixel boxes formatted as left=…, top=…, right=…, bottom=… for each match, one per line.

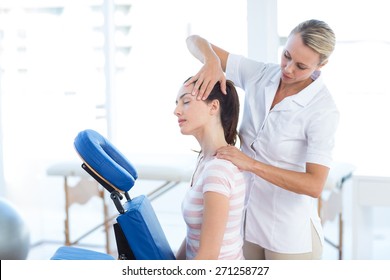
left=182, top=157, right=246, bottom=260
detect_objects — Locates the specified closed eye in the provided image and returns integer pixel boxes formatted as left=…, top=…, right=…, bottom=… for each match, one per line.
left=297, top=64, right=307, bottom=70
left=284, top=51, right=308, bottom=70
left=176, top=92, right=192, bottom=105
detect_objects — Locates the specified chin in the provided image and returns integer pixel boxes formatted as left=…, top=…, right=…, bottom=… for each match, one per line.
left=180, top=128, right=190, bottom=136
left=281, top=76, right=294, bottom=83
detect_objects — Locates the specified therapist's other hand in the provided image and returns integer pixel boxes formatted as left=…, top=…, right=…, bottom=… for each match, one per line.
left=216, top=145, right=255, bottom=172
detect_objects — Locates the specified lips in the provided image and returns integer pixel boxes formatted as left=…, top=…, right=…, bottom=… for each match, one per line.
left=282, top=72, right=293, bottom=80
left=178, top=119, right=186, bottom=126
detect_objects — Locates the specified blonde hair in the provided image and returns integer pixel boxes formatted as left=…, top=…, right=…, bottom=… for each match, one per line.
left=290, top=19, right=335, bottom=64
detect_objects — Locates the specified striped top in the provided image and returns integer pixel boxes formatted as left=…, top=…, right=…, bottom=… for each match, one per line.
left=182, top=157, right=246, bottom=260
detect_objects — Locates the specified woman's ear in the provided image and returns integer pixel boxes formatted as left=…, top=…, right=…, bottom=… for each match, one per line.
left=318, top=59, right=328, bottom=69
left=209, top=99, right=220, bottom=115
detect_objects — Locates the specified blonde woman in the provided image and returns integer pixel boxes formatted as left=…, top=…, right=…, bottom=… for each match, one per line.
left=185, top=19, right=339, bottom=260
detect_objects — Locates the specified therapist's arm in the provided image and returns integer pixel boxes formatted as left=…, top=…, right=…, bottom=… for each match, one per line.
left=216, top=146, right=329, bottom=198
left=186, top=35, right=230, bottom=100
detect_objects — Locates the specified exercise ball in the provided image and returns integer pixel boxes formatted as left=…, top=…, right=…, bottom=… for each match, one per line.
left=0, top=197, right=30, bottom=259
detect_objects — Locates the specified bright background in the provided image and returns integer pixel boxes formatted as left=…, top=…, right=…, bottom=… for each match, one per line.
left=0, top=0, right=389, bottom=260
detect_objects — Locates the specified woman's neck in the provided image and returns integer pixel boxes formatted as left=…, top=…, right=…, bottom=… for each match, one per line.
left=197, top=126, right=227, bottom=159
left=271, top=78, right=313, bottom=110
left=279, top=77, right=313, bottom=95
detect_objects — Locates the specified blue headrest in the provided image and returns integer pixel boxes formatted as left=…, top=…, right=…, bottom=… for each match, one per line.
left=74, top=129, right=138, bottom=192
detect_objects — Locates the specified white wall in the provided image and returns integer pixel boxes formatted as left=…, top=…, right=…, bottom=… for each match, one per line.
left=247, top=0, right=279, bottom=63
left=0, top=70, right=4, bottom=197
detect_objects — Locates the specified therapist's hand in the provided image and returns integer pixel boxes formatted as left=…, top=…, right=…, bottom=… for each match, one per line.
left=216, top=145, right=255, bottom=172
left=185, top=58, right=226, bottom=100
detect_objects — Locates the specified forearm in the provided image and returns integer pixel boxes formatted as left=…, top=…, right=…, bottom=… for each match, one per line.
left=248, top=160, right=327, bottom=198
left=186, top=35, right=220, bottom=65
left=216, top=146, right=328, bottom=198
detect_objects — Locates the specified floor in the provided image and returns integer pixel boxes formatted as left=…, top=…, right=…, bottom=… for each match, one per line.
left=4, top=169, right=390, bottom=260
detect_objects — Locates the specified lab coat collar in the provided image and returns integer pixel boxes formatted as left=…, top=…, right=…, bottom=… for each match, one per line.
left=270, top=70, right=323, bottom=111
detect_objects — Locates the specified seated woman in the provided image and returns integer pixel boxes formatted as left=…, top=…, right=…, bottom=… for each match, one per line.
left=174, top=77, right=246, bottom=260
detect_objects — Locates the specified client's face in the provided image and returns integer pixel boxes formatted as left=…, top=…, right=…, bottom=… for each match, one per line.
left=174, top=83, right=211, bottom=137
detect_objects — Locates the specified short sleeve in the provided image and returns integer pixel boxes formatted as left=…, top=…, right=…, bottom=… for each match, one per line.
left=226, top=54, right=268, bottom=90
left=306, top=97, right=340, bottom=167
left=202, top=159, right=234, bottom=197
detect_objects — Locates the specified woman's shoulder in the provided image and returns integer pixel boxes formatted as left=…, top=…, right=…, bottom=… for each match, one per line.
left=204, top=157, right=241, bottom=176
left=229, top=53, right=279, bottom=73
left=206, top=157, right=234, bottom=167
left=229, top=53, right=278, bottom=68
left=202, top=157, right=245, bottom=194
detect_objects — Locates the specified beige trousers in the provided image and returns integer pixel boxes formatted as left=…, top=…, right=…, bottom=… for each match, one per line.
left=243, top=221, right=323, bottom=260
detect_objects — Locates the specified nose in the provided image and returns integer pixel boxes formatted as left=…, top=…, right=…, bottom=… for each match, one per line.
left=284, top=60, right=293, bottom=73
left=173, top=104, right=181, bottom=116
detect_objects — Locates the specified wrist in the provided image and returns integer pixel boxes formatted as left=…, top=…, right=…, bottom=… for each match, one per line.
left=204, top=52, right=220, bottom=65
left=248, top=158, right=260, bottom=174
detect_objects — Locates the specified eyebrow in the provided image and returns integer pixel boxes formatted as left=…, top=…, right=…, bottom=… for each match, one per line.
left=175, top=92, right=192, bottom=104
left=285, top=50, right=310, bottom=68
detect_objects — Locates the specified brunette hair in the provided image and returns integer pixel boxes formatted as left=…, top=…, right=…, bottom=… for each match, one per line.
left=207, top=80, right=240, bottom=146
left=184, top=77, right=240, bottom=146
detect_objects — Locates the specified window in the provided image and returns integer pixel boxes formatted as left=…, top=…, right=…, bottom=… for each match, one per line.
left=0, top=0, right=247, bottom=248
left=277, top=0, right=390, bottom=176
left=113, top=0, right=247, bottom=155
